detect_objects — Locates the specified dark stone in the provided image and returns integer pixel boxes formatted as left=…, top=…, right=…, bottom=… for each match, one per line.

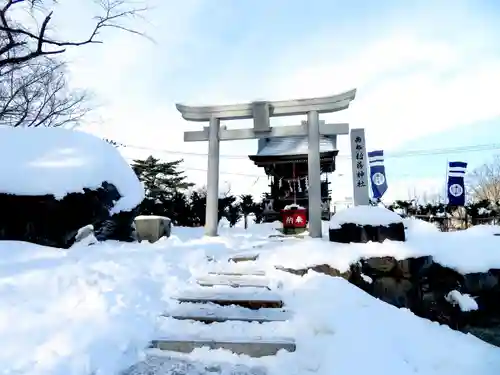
left=419, top=263, right=465, bottom=295
left=393, top=258, right=411, bottom=279
left=0, top=182, right=137, bottom=249
left=489, top=268, right=500, bottom=278
left=362, top=256, right=397, bottom=277
left=372, top=277, right=413, bottom=308
left=421, top=292, right=466, bottom=329
left=329, top=222, right=406, bottom=243
left=274, top=263, right=352, bottom=279
left=360, top=256, right=433, bottom=280
left=463, top=272, right=498, bottom=295
left=406, top=256, right=434, bottom=280
left=463, top=325, right=500, bottom=347
left=94, top=209, right=138, bottom=242
left=310, top=264, right=352, bottom=279
left=274, top=265, right=308, bottom=276
left=461, top=271, right=500, bottom=326
left=346, top=262, right=372, bottom=293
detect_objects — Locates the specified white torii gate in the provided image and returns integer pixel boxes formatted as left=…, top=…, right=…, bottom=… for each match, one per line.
left=175, top=89, right=357, bottom=238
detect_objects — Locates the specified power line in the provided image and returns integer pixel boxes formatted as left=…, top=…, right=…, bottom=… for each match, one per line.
left=181, top=166, right=262, bottom=178
left=121, top=141, right=500, bottom=160
left=123, top=144, right=246, bottom=159
left=121, top=142, right=500, bottom=179
left=123, top=156, right=263, bottom=178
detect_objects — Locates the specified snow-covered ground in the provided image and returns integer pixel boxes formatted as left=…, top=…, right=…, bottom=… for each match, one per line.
left=1, top=220, right=500, bottom=375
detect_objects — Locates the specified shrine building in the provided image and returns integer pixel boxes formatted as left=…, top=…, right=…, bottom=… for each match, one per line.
left=248, top=135, right=336, bottom=222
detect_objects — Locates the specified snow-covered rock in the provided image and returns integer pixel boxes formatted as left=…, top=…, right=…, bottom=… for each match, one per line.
left=330, top=205, right=403, bottom=229
left=328, top=205, right=405, bottom=243
left=0, top=127, right=144, bottom=212
left=0, top=127, right=144, bottom=247
left=134, top=215, right=172, bottom=243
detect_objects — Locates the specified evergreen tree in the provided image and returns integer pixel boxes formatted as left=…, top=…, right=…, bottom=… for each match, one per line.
left=187, top=188, right=242, bottom=227
left=226, top=203, right=242, bottom=227
left=170, top=191, right=192, bottom=226
left=252, top=200, right=265, bottom=224
left=239, top=194, right=255, bottom=229
left=189, top=189, right=207, bottom=226
left=131, top=156, right=194, bottom=220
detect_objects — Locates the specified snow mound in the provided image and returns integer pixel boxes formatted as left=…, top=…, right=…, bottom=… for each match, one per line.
left=330, top=205, right=403, bottom=229
left=0, top=127, right=144, bottom=213
left=403, top=217, right=440, bottom=234
left=463, top=224, right=500, bottom=236
left=279, top=274, right=500, bottom=375
left=219, top=217, right=231, bottom=228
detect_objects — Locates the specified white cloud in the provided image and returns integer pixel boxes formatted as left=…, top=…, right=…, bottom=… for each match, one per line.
left=60, top=1, right=500, bottom=201
left=269, top=30, right=500, bottom=150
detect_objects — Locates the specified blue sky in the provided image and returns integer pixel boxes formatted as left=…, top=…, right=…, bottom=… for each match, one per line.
left=43, top=0, right=500, bottom=202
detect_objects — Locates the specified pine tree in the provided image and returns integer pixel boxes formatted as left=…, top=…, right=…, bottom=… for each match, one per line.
left=253, top=200, right=265, bottom=224
left=187, top=186, right=242, bottom=227
left=131, top=156, right=194, bottom=219
left=227, top=203, right=242, bottom=227
left=239, top=194, right=255, bottom=229
left=189, top=189, right=207, bottom=226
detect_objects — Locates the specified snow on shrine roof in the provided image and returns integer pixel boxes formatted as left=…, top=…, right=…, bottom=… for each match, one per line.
left=256, top=135, right=337, bottom=156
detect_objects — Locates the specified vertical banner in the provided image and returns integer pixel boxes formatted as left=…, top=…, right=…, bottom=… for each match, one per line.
left=447, top=161, right=467, bottom=206
left=368, top=150, right=388, bottom=199
left=349, top=128, right=370, bottom=206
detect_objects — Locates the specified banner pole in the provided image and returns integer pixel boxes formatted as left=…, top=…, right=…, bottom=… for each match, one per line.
left=444, top=159, right=449, bottom=206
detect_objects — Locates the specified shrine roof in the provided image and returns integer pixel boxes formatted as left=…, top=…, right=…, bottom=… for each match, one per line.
left=254, top=135, right=337, bottom=157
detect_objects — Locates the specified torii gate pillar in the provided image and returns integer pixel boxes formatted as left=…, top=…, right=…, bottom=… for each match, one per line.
left=176, top=89, right=357, bottom=237
left=206, top=117, right=220, bottom=236
left=307, top=110, right=322, bottom=238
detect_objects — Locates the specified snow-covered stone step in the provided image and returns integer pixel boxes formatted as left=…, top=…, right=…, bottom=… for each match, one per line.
left=197, top=274, right=271, bottom=289
left=165, top=303, right=292, bottom=323
left=173, top=287, right=283, bottom=309
left=229, top=253, right=260, bottom=263
left=268, top=233, right=307, bottom=239
left=124, top=355, right=268, bottom=375
left=149, top=336, right=296, bottom=357
left=208, top=267, right=267, bottom=276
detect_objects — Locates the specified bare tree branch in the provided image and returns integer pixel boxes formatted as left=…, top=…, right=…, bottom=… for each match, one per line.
left=469, top=155, right=500, bottom=204
left=0, top=56, right=91, bottom=127
left=0, top=0, right=148, bottom=68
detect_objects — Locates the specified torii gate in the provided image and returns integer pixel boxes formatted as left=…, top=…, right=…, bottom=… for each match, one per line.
left=175, top=89, right=359, bottom=238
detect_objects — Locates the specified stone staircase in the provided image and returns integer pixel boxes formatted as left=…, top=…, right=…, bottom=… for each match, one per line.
left=149, top=260, right=296, bottom=358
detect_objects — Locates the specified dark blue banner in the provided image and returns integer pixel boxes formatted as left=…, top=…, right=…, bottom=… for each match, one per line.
left=447, top=161, right=467, bottom=206
left=368, top=150, right=388, bottom=199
